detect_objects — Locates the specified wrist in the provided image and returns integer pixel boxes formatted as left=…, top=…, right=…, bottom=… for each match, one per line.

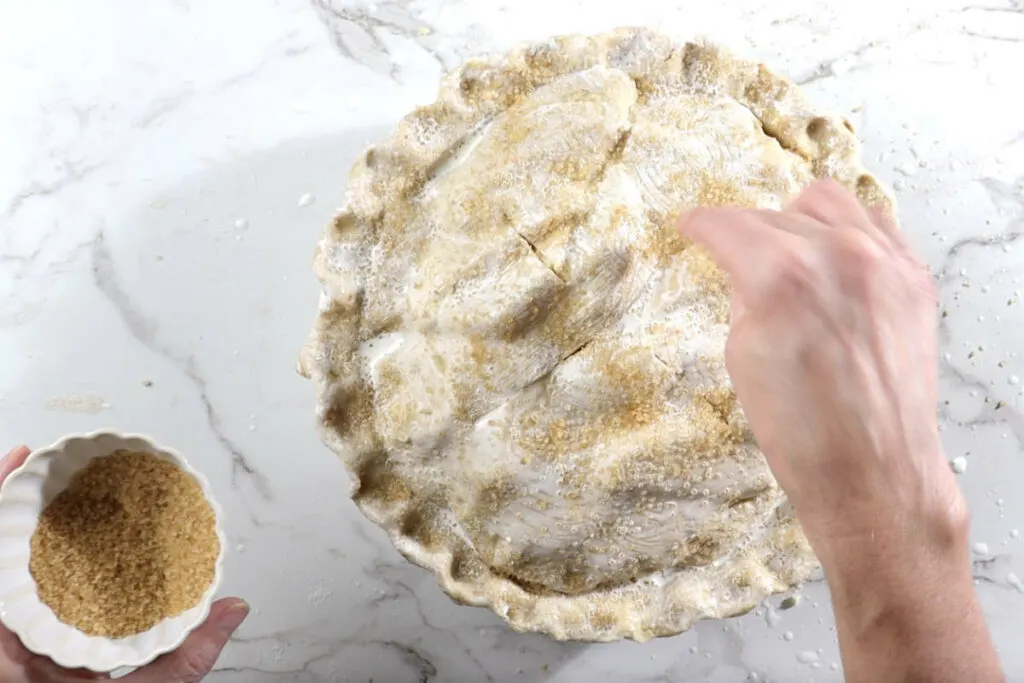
left=795, top=440, right=969, bottom=572
left=816, top=490, right=971, bottom=598
left=817, top=495, right=1004, bottom=683
left=824, top=516, right=1002, bottom=683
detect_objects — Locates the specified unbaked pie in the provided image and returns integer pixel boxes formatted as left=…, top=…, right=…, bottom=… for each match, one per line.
left=299, top=27, right=892, bottom=641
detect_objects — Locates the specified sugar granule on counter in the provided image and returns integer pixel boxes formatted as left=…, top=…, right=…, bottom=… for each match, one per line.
left=29, top=450, right=219, bottom=638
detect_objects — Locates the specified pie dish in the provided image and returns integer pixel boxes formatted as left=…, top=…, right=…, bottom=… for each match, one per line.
left=299, top=27, right=892, bottom=642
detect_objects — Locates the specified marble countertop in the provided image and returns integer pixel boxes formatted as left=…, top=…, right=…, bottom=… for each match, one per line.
left=2, top=0, right=1023, bottom=680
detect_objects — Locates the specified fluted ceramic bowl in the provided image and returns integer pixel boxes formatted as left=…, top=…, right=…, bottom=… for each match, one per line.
left=0, top=431, right=226, bottom=672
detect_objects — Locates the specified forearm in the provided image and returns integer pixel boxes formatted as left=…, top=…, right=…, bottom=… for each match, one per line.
left=679, top=187, right=1004, bottom=680
left=821, top=518, right=1004, bottom=683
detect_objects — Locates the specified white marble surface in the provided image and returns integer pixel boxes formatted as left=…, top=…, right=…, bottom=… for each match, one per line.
left=2, top=0, right=1024, bottom=680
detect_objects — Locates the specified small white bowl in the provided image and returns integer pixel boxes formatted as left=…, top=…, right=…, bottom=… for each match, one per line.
left=0, top=431, right=226, bottom=672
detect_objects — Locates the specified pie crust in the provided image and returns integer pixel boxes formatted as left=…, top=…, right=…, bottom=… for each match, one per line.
left=299, top=27, right=893, bottom=642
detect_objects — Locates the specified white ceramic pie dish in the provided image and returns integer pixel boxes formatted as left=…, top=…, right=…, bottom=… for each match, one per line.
left=0, top=431, right=226, bottom=672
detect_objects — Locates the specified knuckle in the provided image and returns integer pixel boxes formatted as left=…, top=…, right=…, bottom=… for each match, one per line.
left=916, top=268, right=938, bottom=298
left=770, top=249, right=818, bottom=295
left=831, top=232, right=888, bottom=293
left=836, top=231, right=883, bottom=271
left=175, top=642, right=220, bottom=682
left=911, top=272, right=939, bottom=311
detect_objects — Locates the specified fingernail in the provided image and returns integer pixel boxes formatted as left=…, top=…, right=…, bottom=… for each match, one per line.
left=216, top=600, right=250, bottom=634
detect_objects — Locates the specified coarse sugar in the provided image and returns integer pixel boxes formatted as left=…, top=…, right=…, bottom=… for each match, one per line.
left=29, top=450, right=219, bottom=638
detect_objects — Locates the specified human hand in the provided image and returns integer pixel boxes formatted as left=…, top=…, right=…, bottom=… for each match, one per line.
left=0, top=445, right=248, bottom=683
left=677, top=181, right=966, bottom=567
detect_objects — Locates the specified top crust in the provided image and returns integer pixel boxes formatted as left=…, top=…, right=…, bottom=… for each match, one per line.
left=300, top=27, right=892, bottom=642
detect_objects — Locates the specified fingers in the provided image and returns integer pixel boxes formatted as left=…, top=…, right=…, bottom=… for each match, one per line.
left=120, top=598, right=249, bottom=683
left=22, top=600, right=247, bottom=683
left=678, top=181, right=905, bottom=301
left=867, top=205, right=900, bottom=237
left=867, top=204, right=915, bottom=261
left=787, top=179, right=898, bottom=246
left=748, top=209, right=826, bottom=240
left=677, top=207, right=804, bottom=296
left=0, top=445, right=31, bottom=484
left=23, top=658, right=108, bottom=680
left=786, top=179, right=869, bottom=227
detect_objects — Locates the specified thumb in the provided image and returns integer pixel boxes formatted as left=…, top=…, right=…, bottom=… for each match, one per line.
left=121, top=598, right=249, bottom=683
left=1, top=445, right=32, bottom=484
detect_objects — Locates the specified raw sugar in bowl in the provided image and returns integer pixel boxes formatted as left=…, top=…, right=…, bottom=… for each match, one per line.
left=0, top=431, right=226, bottom=672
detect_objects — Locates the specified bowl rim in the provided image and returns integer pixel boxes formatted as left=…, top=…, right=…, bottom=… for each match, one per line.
left=0, top=429, right=227, bottom=672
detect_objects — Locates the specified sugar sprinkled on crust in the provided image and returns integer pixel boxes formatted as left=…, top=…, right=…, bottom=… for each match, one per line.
left=299, top=27, right=891, bottom=642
